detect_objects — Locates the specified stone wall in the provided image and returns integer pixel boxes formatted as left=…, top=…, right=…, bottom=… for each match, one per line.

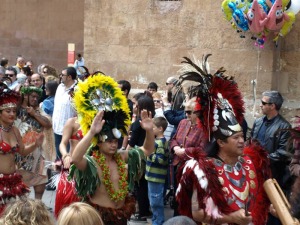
left=0, top=0, right=84, bottom=73
left=84, top=0, right=300, bottom=124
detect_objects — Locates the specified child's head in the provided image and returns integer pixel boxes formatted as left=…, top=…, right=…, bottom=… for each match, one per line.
left=2, top=199, right=54, bottom=225
left=153, top=116, right=168, bottom=136
left=57, top=202, right=104, bottom=225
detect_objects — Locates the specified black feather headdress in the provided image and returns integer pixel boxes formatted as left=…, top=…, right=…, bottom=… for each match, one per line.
left=175, top=54, right=245, bottom=140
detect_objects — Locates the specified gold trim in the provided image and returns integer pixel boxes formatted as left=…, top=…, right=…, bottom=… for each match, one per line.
left=249, top=170, right=256, bottom=179
left=0, top=103, right=17, bottom=110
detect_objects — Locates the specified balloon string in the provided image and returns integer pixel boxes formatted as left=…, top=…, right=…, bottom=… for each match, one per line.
left=252, top=49, right=260, bottom=117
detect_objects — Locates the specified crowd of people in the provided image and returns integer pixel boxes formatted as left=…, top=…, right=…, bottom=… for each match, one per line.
left=0, top=53, right=299, bottom=225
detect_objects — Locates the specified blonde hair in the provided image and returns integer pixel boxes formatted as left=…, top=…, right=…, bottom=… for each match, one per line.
left=57, top=202, right=104, bottom=225
left=2, top=199, right=54, bottom=225
left=44, top=75, right=59, bottom=83
left=152, top=92, right=162, bottom=99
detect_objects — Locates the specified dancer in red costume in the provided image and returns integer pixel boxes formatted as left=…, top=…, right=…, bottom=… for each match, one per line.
left=174, top=55, right=271, bottom=225
left=54, top=116, right=82, bottom=217
left=0, top=81, right=44, bottom=214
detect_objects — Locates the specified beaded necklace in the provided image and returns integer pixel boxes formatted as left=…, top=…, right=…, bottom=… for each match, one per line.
left=0, top=124, right=13, bottom=132
left=92, top=151, right=128, bottom=202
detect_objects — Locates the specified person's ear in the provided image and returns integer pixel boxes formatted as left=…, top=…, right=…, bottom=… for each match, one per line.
left=217, top=139, right=224, bottom=148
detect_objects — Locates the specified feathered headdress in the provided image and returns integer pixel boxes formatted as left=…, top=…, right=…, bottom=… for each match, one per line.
left=0, top=82, right=20, bottom=110
left=175, top=54, right=245, bottom=140
left=73, top=73, right=131, bottom=146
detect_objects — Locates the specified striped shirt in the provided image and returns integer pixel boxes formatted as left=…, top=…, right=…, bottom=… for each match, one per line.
left=145, top=137, right=169, bottom=184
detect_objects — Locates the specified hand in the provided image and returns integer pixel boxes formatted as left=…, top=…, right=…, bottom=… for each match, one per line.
left=62, top=155, right=72, bottom=169
left=90, top=111, right=105, bottom=135
left=174, top=146, right=185, bottom=157
left=35, top=133, right=44, bottom=147
left=269, top=204, right=278, bottom=218
left=230, top=209, right=252, bottom=225
left=139, top=110, right=153, bottom=131
left=26, top=106, right=36, bottom=116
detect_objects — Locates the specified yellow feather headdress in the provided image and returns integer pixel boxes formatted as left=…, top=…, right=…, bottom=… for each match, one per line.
left=73, top=73, right=131, bottom=146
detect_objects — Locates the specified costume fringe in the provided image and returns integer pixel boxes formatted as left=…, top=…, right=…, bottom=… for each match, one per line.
left=244, top=140, right=271, bottom=225
left=54, top=171, right=80, bottom=218
left=176, top=149, right=232, bottom=221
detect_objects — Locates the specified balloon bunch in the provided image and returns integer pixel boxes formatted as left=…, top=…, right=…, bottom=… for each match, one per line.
left=222, top=0, right=300, bottom=48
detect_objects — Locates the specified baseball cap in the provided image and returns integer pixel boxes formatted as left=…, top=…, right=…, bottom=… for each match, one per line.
left=166, top=76, right=177, bottom=85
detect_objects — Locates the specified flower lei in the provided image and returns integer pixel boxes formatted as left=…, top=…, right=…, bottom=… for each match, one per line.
left=92, top=151, right=128, bottom=202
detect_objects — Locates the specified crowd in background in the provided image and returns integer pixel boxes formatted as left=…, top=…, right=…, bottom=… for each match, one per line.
left=0, top=53, right=299, bottom=225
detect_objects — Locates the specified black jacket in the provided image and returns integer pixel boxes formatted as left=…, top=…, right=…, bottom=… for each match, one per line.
left=251, top=114, right=291, bottom=154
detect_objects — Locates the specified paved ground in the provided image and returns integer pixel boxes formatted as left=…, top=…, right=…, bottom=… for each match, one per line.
left=30, top=188, right=174, bottom=225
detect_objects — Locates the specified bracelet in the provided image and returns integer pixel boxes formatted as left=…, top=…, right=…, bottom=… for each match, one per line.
left=62, top=154, right=71, bottom=160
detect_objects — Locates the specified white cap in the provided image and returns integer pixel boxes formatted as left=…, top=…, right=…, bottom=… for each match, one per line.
left=166, top=76, right=177, bottom=84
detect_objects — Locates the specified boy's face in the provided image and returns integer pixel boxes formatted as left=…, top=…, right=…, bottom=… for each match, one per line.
left=97, top=139, right=118, bottom=155
left=153, top=124, right=162, bottom=137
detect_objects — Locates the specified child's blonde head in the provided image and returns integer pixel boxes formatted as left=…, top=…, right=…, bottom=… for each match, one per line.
left=2, top=198, right=54, bottom=225
left=57, top=202, right=104, bottom=225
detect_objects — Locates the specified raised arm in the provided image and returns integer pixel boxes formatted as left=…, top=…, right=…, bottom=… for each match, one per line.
left=72, top=111, right=105, bottom=171
left=140, top=110, right=155, bottom=156
left=60, top=117, right=75, bottom=168
left=122, top=110, right=154, bottom=161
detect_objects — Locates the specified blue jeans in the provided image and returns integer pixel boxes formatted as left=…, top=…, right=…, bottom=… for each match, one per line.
left=148, top=181, right=165, bottom=225
left=54, top=133, right=70, bottom=160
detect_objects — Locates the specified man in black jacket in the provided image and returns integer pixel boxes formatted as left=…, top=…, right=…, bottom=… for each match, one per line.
left=251, top=90, right=291, bottom=225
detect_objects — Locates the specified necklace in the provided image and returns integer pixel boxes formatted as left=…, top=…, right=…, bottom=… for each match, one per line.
left=0, top=124, right=13, bottom=132
left=92, top=151, right=128, bottom=202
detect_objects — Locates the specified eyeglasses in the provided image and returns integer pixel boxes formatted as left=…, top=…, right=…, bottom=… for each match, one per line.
left=261, top=100, right=272, bottom=105
left=185, top=110, right=192, bottom=115
left=5, top=74, right=15, bottom=77
left=60, top=73, right=68, bottom=77
left=153, top=100, right=161, bottom=103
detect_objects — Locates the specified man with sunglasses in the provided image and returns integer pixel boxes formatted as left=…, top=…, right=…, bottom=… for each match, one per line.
left=5, top=66, right=18, bottom=90
left=251, top=90, right=291, bottom=225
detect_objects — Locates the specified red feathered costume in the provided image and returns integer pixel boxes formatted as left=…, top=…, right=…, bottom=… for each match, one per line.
left=174, top=56, right=271, bottom=225
left=176, top=141, right=271, bottom=225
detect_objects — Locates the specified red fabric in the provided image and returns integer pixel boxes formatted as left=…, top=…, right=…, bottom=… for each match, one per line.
left=70, top=129, right=83, bottom=141
left=176, top=141, right=270, bottom=225
left=0, top=141, right=19, bottom=154
left=0, top=172, right=29, bottom=215
left=54, top=171, right=80, bottom=218
left=176, top=149, right=233, bottom=221
left=244, top=141, right=271, bottom=225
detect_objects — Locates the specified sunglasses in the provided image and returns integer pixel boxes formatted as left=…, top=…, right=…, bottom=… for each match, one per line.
left=5, top=74, right=15, bottom=77
left=261, top=100, right=272, bottom=105
left=153, top=100, right=161, bottom=103
left=185, top=110, right=192, bottom=115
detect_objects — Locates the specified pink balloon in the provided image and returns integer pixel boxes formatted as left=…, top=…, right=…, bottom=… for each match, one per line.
left=247, top=0, right=268, bottom=34
left=265, top=0, right=289, bottom=32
